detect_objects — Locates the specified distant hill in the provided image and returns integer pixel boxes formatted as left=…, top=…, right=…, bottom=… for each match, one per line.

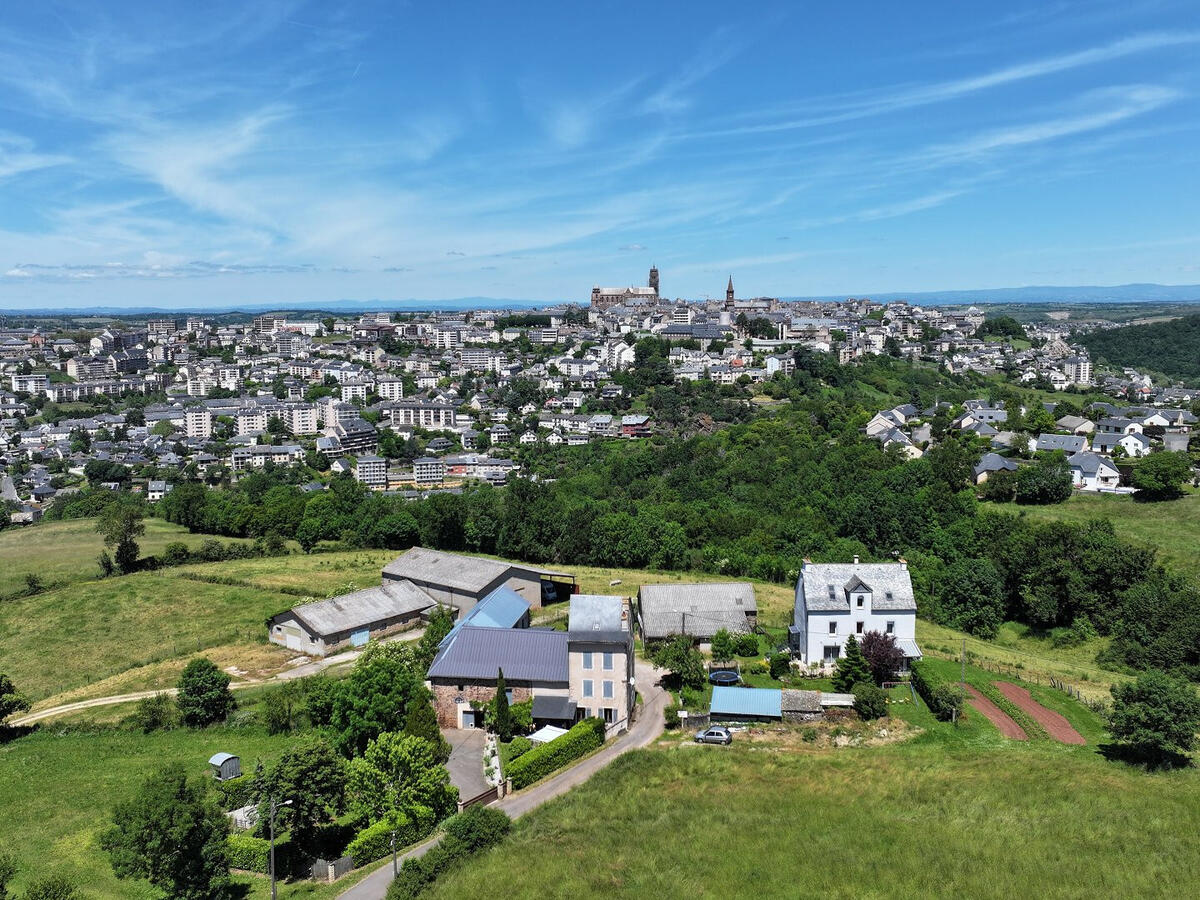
left=1079, top=314, right=1200, bottom=383
left=784, top=283, right=1200, bottom=305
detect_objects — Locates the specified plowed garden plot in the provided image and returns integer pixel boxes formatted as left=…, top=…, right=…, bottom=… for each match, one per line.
left=994, top=682, right=1085, bottom=745
left=964, top=685, right=1027, bottom=740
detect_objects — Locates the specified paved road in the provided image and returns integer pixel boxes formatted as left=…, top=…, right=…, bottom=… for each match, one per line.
left=339, top=659, right=668, bottom=900
left=444, top=727, right=489, bottom=799
left=12, top=628, right=426, bottom=726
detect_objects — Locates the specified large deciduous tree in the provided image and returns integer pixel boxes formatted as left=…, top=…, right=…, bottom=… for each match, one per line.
left=175, top=658, right=235, bottom=728
left=100, top=765, right=230, bottom=900
left=257, top=737, right=346, bottom=849
left=0, top=673, right=30, bottom=725
left=331, top=642, right=426, bottom=756
left=1131, top=451, right=1192, bottom=500
left=858, top=631, right=906, bottom=686
left=1108, top=670, right=1200, bottom=764
left=95, top=499, right=145, bottom=573
left=347, top=732, right=457, bottom=826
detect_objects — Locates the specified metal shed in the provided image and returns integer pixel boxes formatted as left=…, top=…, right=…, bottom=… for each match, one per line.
left=208, top=752, right=241, bottom=781
left=709, top=686, right=782, bottom=722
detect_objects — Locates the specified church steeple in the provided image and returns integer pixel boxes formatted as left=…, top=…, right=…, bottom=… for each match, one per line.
left=726, top=275, right=734, bottom=303
left=648, top=265, right=659, bottom=296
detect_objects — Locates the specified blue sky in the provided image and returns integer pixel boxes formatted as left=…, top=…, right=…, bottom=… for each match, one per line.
left=0, top=0, right=1198, bottom=309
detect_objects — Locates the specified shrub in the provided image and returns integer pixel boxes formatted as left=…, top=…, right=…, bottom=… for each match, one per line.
left=505, top=736, right=532, bottom=763
left=160, top=541, right=191, bottom=566
left=128, top=692, right=176, bottom=733
left=769, top=652, right=791, bottom=680
left=910, top=660, right=964, bottom=721
left=735, top=632, right=759, bottom=657
left=22, top=876, right=81, bottom=900
left=345, top=813, right=436, bottom=866
left=664, top=705, right=681, bottom=729
left=852, top=682, right=887, bottom=720
left=1109, top=670, right=1200, bottom=761
left=710, top=628, right=735, bottom=661
left=441, top=805, right=511, bottom=852
left=505, top=717, right=606, bottom=789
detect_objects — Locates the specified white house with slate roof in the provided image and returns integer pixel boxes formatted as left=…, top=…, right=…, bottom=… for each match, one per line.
left=789, top=558, right=921, bottom=668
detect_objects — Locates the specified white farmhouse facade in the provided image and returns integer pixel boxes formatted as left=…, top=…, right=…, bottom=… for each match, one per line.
left=789, top=559, right=921, bottom=668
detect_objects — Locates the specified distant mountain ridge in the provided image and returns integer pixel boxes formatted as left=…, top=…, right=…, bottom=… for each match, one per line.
left=3, top=283, right=1200, bottom=315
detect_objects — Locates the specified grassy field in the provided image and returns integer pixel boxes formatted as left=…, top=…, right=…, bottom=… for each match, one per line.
left=994, top=491, right=1200, bottom=580
left=0, top=570, right=297, bottom=702
left=0, top=518, right=262, bottom=597
left=0, top=722, right=380, bottom=900
left=424, top=707, right=1195, bottom=899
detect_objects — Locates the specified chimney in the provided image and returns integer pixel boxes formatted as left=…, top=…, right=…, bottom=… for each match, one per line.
left=802, top=557, right=812, bottom=571
left=898, top=557, right=907, bottom=570
left=620, top=604, right=629, bottom=631
left=852, top=555, right=860, bottom=565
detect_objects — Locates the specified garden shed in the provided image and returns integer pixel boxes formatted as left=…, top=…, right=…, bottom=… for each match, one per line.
left=208, top=752, right=241, bottom=781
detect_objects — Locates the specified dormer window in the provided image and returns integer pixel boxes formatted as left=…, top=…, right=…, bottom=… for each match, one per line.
left=856, top=596, right=864, bottom=608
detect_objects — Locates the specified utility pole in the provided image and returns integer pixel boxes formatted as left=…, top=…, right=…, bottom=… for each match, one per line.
left=269, top=797, right=293, bottom=900
left=391, top=830, right=398, bottom=876
left=961, top=638, right=966, bottom=689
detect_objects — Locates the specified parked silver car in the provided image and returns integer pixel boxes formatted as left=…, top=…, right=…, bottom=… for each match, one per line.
left=694, top=726, right=732, bottom=745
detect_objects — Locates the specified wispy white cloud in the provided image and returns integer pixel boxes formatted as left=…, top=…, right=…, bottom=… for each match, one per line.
left=698, top=30, right=1199, bottom=138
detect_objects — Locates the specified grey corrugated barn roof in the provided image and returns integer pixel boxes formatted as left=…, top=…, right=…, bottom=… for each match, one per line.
left=638, top=583, right=756, bottom=640
left=798, top=562, right=916, bottom=613
left=427, top=625, right=568, bottom=682
left=287, top=579, right=435, bottom=637
left=382, top=547, right=570, bottom=594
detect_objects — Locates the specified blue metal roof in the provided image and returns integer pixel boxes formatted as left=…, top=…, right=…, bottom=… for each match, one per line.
left=710, top=686, right=781, bottom=719
left=438, top=586, right=531, bottom=648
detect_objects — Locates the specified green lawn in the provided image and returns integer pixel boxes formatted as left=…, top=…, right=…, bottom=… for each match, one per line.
left=0, top=518, right=261, bottom=597
left=424, top=720, right=1197, bottom=899
left=0, top=723, right=380, bottom=900
left=994, top=491, right=1200, bottom=580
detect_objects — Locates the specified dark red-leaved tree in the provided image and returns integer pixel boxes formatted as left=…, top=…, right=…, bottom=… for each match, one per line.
left=860, top=631, right=906, bottom=686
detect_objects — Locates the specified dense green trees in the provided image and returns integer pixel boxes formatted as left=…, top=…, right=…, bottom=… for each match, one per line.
left=257, top=736, right=346, bottom=848
left=1080, top=313, right=1200, bottom=382
left=347, top=732, right=457, bottom=825
left=975, top=316, right=1027, bottom=340
left=101, top=765, right=230, bottom=900
left=652, top=635, right=706, bottom=690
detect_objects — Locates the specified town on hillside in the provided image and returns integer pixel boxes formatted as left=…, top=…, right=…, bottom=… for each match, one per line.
left=3, top=267, right=1195, bottom=521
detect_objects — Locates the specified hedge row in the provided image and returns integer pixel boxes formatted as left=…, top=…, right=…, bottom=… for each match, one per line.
left=504, top=717, right=606, bottom=790
left=909, top=660, right=965, bottom=721
left=345, top=808, right=438, bottom=866
left=227, top=833, right=298, bottom=875
left=386, top=806, right=511, bottom=900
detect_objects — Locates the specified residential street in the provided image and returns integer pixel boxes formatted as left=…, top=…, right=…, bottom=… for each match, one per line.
left=339, top=658, right=668, bottom=900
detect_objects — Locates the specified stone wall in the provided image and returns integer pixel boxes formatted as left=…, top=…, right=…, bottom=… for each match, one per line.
left=430, top=680, right=533, bottom=729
